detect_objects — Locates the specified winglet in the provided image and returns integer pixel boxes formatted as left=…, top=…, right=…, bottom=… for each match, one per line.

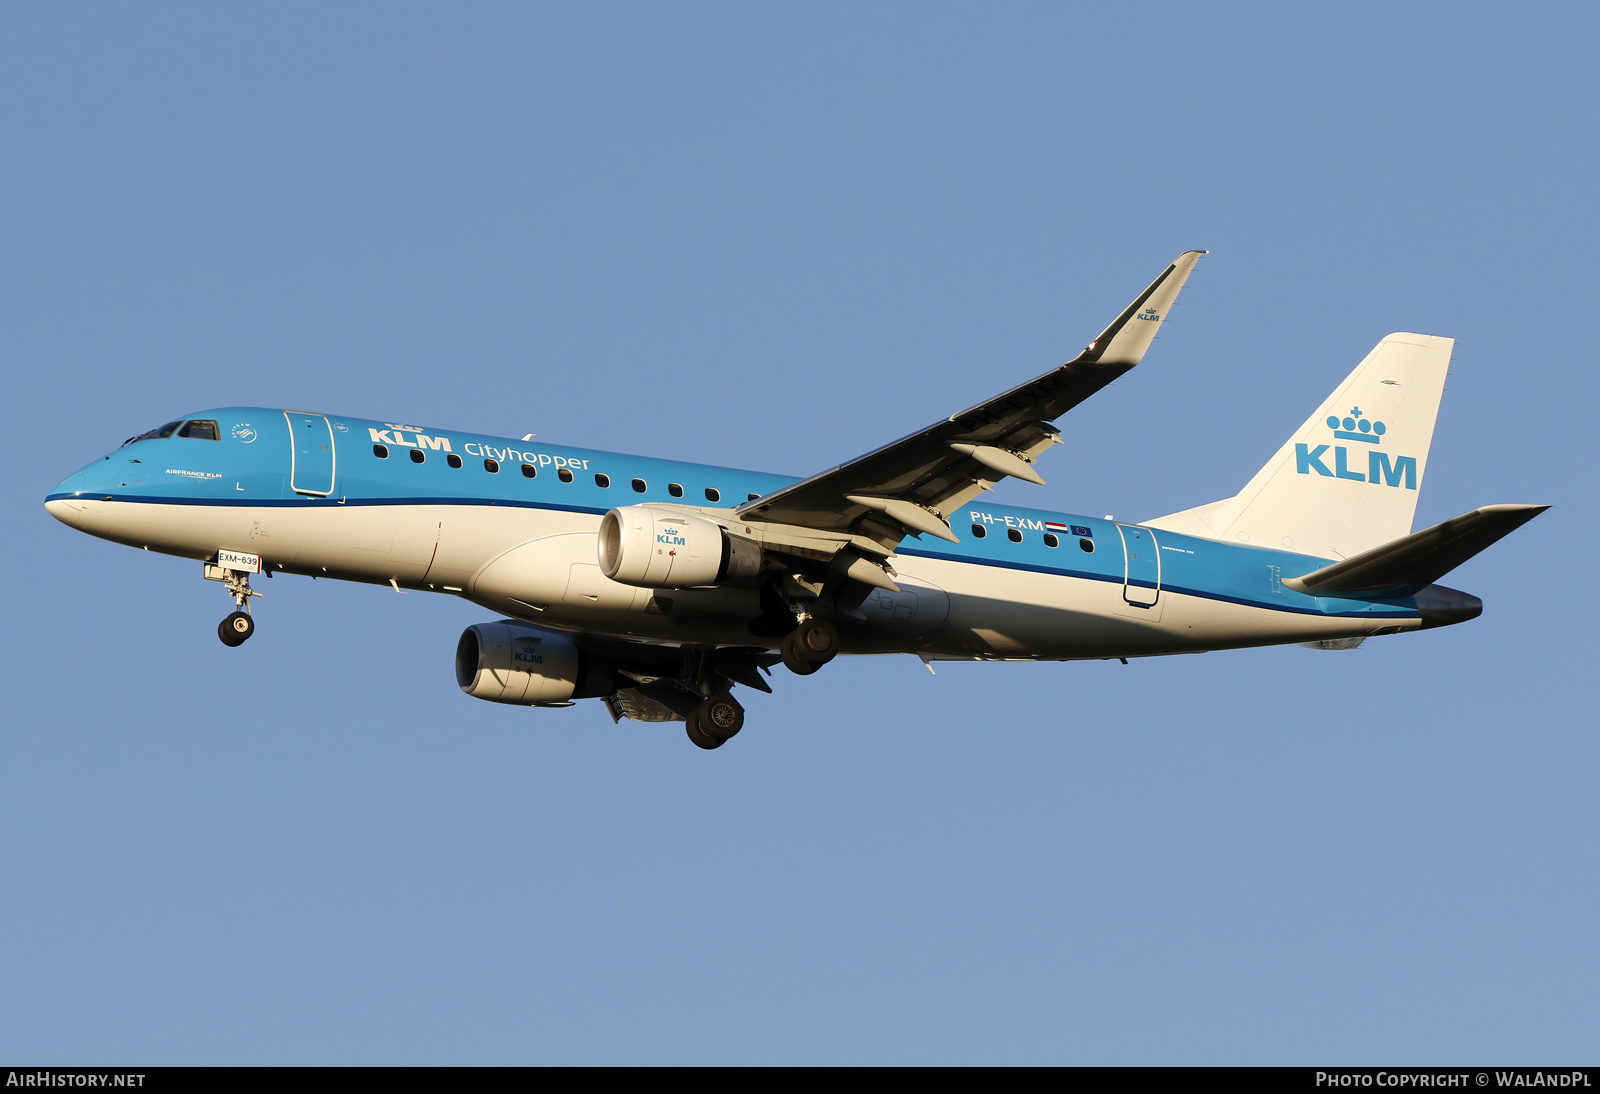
left=1083, top=250, right=1206, bottom=367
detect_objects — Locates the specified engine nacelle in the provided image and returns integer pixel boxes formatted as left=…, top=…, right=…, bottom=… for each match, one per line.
left=598, top=505, right=763, bottom=589
left=455, top=621, right=582, bottom=705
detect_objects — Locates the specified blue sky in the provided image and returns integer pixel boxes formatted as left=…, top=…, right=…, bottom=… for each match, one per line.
left=2, top=3, right=1595, bottom=1064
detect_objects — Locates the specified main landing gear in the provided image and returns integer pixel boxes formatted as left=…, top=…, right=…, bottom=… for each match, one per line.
left=204, top=562, right=262, bottom=647
left=681, top=617, right=835, bottom=750
left=685, top=692, right=745, bottom=751
left=781, top=618, right=838, bottom=675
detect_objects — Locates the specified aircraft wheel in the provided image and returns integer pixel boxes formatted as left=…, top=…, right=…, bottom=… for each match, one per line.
left=698, top=693, right=744, bottom=740
left=781, top=637, right=821, bottom=675
left=685, top=710, right=725, bottom=750
left=781, top=619, right=837, bottom=674
left=795, top=618, right=839, bottom=662
left=218, top=611, right=254, bottom=647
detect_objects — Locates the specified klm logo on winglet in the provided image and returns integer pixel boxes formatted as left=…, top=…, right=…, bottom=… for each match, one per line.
left=1295, top=407, right=1415, bottom=489
left=1136, top=306, right=1161, bottom=322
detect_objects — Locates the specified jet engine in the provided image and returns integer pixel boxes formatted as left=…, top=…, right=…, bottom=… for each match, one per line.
left=455, top=621, right=609, bottom=705
left=598, top=505, right=763, bottom=588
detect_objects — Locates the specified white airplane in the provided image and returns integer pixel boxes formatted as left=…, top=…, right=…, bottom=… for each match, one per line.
left=46, top=251, right=1545, bottom=748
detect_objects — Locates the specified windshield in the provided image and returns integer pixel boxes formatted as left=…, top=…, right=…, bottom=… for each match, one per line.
left=122, top=421, right=183, bottom=447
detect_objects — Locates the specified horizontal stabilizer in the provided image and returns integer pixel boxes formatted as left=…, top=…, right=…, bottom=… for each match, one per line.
left=1283, top=503, right=1548, bottom=598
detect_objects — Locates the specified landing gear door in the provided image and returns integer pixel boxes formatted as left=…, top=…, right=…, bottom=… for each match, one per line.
left=284, top=411, right=336, bottom=496
left=1116, top=524, right=1161, bottom=608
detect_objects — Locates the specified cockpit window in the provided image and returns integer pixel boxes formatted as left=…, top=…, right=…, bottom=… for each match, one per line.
left=122, top=421, right=183, bottom=446
left=177, top=420, right=219, bottom=440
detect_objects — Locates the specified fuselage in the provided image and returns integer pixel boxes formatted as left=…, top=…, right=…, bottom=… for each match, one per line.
left=46, top=407, right=1435, bottom=660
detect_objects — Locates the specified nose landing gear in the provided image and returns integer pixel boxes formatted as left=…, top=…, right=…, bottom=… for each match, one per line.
left=204, top=558, right=262, bottom=647
left=218, top=611, right=255, bottom=647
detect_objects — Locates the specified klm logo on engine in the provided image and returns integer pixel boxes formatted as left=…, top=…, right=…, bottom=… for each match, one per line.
left=657, top=527, right=687, bottom=546
left=368, top=424, right=452, bottom=452
left=1295, top=407, right=1416, bottom=489
left=513, top=640, right=545, bottom=665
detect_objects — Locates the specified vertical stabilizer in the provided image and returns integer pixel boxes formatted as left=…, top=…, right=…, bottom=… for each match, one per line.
left=1147, top=334, right=1453, bottom=558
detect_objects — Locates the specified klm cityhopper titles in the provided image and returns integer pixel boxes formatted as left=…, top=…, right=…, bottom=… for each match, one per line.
left=45, top=252, right=1545, bottom=749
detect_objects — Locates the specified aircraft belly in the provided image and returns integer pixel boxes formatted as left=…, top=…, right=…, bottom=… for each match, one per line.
left=822, top=578, right=949, bottom=653
left=894, top=556, right=1414, bottom=658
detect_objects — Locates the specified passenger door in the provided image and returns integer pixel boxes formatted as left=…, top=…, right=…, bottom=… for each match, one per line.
left=283, top=411, right=336, bottom=496
left=1116, top=523, right=1161, bottom=608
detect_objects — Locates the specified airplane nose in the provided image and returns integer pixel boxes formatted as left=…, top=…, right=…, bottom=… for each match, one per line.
left=46, top=461, right=114, bottom=531
left=45, top=495, right=93, bottom=530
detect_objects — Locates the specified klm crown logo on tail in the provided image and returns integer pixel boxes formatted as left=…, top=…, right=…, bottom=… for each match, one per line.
left=1296, top=407, right=1416, bottom=489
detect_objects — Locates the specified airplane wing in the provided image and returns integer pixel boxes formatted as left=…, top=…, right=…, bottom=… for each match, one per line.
left=736, top=251, right=1206, bottom=555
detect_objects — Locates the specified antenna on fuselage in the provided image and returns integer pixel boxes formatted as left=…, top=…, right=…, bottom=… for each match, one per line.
left=522, top=434, right=536, bottom=441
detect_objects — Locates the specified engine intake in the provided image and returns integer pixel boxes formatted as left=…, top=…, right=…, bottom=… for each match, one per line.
left=456, top=621, right=591, bottom=705
left=598, top=505, right=763, bottom=588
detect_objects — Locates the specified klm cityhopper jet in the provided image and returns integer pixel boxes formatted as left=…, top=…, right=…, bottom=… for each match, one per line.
left=45, top=252, right=1545, bottom=749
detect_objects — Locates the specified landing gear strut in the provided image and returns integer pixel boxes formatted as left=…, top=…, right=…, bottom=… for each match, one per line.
left=782, top=618, right=838, bottom=675
left=205, top=561, right=262, bottom=647
left=685, top=692, right=745, bottom=750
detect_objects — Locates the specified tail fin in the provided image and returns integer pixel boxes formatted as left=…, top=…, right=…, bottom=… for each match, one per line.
left=1148, top=333, right=1454, bottom=558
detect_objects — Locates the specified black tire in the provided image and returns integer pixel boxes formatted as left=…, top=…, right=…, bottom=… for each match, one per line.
left=685, top=710, right=724, bottom=750
left=698, top=693, right=744, bottom=740
left=781, top=630, right=822, bottom=675
left=796, top=618, right=838, bottom=663
left=218, top=611, right=253, bottom=647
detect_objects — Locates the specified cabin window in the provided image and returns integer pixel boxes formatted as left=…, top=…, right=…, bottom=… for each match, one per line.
left=971, top=524, right=987, bottom=539
left=1079, top=538, right=1095, bottom=553
left=177, top=420, right=218, bottom=440
left=521, top=463, right=536, bottom=478
left=705, top=487, right=721, bottom=503
left=1043, top=533, right=1059, bottom=548
left=446, top=453, right=463, bottom=469
left=668, top=483, right=684, bottom=498
left=558, top=467, right=573, bottom=483
left=484, top=459, right=499, bottom=473
left=410, top=449, right=425, bottom=464
left=595, top=473, right=611, bottom=488
left=631, top=478, right=647, bottom=493
left=373, top=444, right=389, bottom=459
left=1007, top=528, right=1023, bottom=543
